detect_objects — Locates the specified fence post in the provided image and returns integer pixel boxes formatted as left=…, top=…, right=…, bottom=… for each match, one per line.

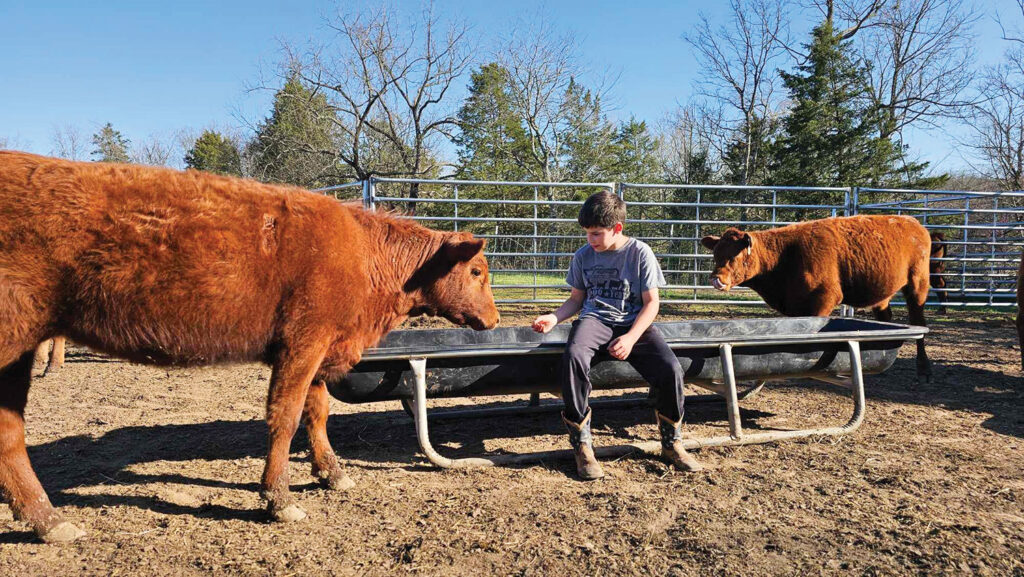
left=839, top=186, right=858, bottom=317
left=453, top=184, right=459, bottom=232
left=362, top=178, right=376, bottom=211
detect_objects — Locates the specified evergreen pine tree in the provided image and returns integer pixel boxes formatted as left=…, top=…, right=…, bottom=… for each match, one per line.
left=247, top=74, right=342, bottom=188
left=609, top=117, right=661, bottom=183
left=723, top=114, right=779, bottom=185
left=453, top=63, right=531, bottom=181
left=560, top=78, right=616, bottom=182
left=774, top=22, right=904, bottom=188
left=184, top=130, right=242, bottom=176
left=91, top=123, right=131, bottom=163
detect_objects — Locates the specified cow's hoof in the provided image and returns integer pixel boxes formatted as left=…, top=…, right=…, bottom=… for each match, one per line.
left=40, top=521, right=86, bottom=543
left=324, top=472, right=355, bottom=492
left=270, top=504, right=307, bottom=523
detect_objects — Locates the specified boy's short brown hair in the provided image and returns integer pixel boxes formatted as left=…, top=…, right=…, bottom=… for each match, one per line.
left=578, top=191, right=626, bottom=228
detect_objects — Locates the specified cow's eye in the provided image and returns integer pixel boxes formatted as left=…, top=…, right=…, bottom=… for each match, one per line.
left=471, top=268, right=482, bottom=277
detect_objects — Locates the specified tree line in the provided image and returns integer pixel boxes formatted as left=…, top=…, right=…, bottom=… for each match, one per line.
left=31, top=0, right=1024, bottom=195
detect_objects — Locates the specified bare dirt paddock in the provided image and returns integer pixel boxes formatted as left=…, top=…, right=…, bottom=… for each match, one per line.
left=1, top=307, right=1022, bottom=576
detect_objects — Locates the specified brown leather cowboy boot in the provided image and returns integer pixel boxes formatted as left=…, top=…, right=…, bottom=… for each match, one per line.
left=656, top=411, right=704, bottom=472
left=562, top=409, right=605, bottom=480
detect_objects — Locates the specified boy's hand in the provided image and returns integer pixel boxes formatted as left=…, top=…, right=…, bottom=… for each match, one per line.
left=608, top=334, right=638, bottom=360
left=531, top=314, right=558, bottom=333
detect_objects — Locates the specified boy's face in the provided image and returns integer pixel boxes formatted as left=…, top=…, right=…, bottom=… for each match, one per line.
left=584, top=223, right=623, bottom=252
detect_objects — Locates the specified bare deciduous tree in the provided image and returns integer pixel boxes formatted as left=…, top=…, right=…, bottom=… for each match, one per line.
left=807, top=0, right=885, bottom=39
left=285, top=2, right=471, bottom=200
left=964, top=1, right=1024, bottom=191
left=660, top=104, right=724, bottom=183
left=858, top=0, right=978, bottom=140
left=496, top=19, right=590, bottom=183
left=50, top=124, right=87, bottom=160
left=685, top=0, right=789, bottom=184
left=132, top=135, right=176, bottom=167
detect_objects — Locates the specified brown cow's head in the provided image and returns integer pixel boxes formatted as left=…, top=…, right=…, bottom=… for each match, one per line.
left=700, top=228, right=756, bottom=292
left=406, top=233, right=500, bottom=330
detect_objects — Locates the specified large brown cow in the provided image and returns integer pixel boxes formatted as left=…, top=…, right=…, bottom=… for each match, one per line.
left=930, top=232, right=948, bottom=313
left=0, top=151, right=499, bottom=542
left=701, top=215, right=931, bottom=380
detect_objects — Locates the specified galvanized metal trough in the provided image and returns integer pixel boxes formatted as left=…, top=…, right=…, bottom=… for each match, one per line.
left=327, top=317, right=926, bottom=468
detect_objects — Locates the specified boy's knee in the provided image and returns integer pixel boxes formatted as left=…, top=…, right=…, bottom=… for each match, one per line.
left=565, top=346, right=593, bottom=366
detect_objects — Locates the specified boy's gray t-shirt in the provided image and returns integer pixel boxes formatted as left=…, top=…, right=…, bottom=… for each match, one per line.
left=566, top=237, right=666, bottom=326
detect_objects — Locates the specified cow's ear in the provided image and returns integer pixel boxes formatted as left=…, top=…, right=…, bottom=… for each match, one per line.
left=445, top=236, right=485, bottom=262
left=742, top=233, right=753, bottom=254
left=700, top=235, right=720, bottom=250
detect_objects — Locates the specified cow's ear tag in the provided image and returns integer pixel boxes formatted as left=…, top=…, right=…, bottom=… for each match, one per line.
left=746, top=246, right=752, bottom=256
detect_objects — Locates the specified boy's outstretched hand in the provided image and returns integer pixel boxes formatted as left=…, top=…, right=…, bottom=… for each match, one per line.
left=608, top=334, right=638, bottom=360
left=531, top=314, right=558, bottom=333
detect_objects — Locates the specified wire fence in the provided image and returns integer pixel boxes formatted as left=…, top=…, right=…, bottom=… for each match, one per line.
left=319, top=178, right=1024, bottom=309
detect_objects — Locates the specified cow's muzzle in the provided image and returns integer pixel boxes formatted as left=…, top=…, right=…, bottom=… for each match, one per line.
left=711, top=277, right=730, bottom=292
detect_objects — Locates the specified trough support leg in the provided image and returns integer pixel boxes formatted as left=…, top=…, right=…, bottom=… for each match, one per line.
left=406, top=342, right=867, bottom=469
left=407, top=358, right=495, bottom=468
left=720, top=343, right=743, bottom=440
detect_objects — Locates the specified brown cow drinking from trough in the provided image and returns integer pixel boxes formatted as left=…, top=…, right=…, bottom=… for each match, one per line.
left=701, top=215, right=932, bottom=380
left=0, top=151, right=499, bottom=543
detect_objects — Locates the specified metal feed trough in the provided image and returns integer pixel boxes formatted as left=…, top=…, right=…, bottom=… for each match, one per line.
left=327, top=318, right=926, bottom=468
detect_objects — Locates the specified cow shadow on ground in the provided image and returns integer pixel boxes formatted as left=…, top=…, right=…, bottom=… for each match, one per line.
left=860, top=313, right=1024, bottom=440
left=863, top=359, right=1023, bottom=440
left=20, top=393, right=772, bottom=527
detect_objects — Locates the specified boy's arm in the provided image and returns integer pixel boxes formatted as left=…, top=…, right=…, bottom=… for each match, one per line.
left=532, top=288, right=585, bottom=333
left=607, top=288, right=659, bottom=360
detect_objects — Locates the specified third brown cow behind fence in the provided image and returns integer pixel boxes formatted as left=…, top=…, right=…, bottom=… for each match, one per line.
left=701, top=215, right=932, bottom=381
left=0, top=150, right=499, bottom=543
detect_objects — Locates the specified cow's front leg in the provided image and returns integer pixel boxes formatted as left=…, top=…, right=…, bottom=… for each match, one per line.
left=1, top=351, right=85, bottom=542
left=262, top=341, right=329, bottom=523
left=303, top=379, right=354, bottom=491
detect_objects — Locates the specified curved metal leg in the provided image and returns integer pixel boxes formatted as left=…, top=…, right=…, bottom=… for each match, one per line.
left=407, top=358, right=496, bottom=468
left=406, top=341, right=868, bottom=469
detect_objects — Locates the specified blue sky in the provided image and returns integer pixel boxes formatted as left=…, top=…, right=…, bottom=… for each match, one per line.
left=1, top=1, right=1020, bottom=174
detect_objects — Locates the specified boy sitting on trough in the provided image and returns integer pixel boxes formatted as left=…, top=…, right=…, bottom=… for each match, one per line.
left=531, top=191, right=703, bottom=479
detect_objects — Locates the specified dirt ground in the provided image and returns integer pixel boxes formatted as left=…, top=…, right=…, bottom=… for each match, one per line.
left=1, top=306, right=1022, bottom=576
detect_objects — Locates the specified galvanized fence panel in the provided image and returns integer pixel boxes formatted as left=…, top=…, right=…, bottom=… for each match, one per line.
left=323, top=178, right=1023, bottom=309
left=855, top=187, right=1024, bottom=308
left=365, top=177, right=614, bottom=303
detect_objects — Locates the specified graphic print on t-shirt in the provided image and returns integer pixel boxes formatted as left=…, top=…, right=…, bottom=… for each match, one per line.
left=584, top=265, right=631, bottom=301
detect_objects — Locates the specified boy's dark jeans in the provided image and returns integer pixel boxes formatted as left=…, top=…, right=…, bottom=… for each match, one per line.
left=560, top=317, right=685, bottom=425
